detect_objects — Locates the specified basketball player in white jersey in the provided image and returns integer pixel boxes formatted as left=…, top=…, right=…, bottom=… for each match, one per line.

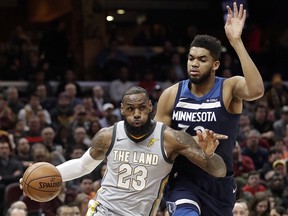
left=20, top=86, right=228, bottom=216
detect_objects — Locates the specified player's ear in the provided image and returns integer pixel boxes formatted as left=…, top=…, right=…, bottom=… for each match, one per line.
left=149, top=100, right=153, bottom=112
left=213, top=60, right=220, bottom=71
left=120, top=103, right=124, bottom=115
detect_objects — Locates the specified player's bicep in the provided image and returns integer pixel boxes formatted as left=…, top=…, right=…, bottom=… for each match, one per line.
left=228, top=76, right=254, bottom=101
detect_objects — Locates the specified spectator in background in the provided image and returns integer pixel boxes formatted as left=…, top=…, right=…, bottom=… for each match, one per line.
left=10, top=120, right=25, bottom=145
left=266, top=172, right=288, bottom=208
left=5, top=87, right=24, bottom=116
left=41, top=127, right=64, bottom=157
left=65, top=127, right=90, bottom=159
left=56, top=69, right=82, bottom=98
left=31, top=142, right=64, bottom=166
left=64, top=83, right=82, bottom=109
left=70, top=104, right=90, bottom=132
left=78, top=174, right=96, bottom=200
left=0, top=135, right=23, bottom=215
left=273, top=106, right=288, bottom=140
left=35, top=84, right=57, bottom=112
left=92, top=85, right=110, bottom=114
left=18, top=94, right=51, bottom=129
left=242, top=129, right=269, bottom=170
left=99, top=103, right=118, bottom=128
left=23, top=116, right=43, bottom=145
left=233, top=141, right=255, bottom=177
left=87, top=119, right=102, bottom=140
left=26, top=70, right=54, bottom=97
left=237, top=113, right=252, bottom=145
left=272, top=160, right=286, bottom=178
left=269, top=205, right=288, bottom=216
left=248, top=192, right=271, bottom=216
left=50, top=92, right=74, bottom=130
left=65, top=145, right=87, bottom=190
left=37, top=109, right=54, bottom=130
left=168, top=52, right=186, bottom=81
left=71, top=193, right=89, bottom=216
left=260, top=147, right=284, bottom=181
left=14, top=137, right=33, bottom=170
left=233, top=199, right=249, bottom=216
left=93, top=162, right=107, bottom=193
left=81, top=95, right=100, bottom=121
left=41, top=183, right=71, bottom=216
left=109, top=65, right=134, bottom=106
left=242, top=171, right=267, bottom=196
left=0, top=94, right=15, bottom=131
left=251, top=104, right=275, bottom=146
left=53, top=125, right=73, bottom=154
left=264, top=73, right=288, bottom=120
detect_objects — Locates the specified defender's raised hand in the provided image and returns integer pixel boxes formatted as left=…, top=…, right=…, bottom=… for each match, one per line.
left=224, top=2, right=246, bottom=42
left=196, top=129, right=228, bottom=157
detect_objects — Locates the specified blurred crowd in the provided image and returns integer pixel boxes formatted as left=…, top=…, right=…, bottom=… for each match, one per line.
left=2, top=20, right=288, bottom=216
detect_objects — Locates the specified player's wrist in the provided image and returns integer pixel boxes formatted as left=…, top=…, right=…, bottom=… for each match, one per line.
left=202, top=150, right=214, bottom=158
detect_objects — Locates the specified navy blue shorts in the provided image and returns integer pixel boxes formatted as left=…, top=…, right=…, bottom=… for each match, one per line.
left=164, top=174, right=236, bottom=216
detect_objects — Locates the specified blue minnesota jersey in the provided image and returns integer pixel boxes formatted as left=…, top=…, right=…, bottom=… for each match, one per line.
left=171, top=77, right=240, bottom=177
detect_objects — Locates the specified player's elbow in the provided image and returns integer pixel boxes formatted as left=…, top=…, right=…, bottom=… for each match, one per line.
left=212, top=165, right=227, bottom=178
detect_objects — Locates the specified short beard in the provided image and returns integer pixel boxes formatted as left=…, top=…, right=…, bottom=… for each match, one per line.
left=124, top=115, right=152, bottom=137
left=189, top=68, right=212, bottom=84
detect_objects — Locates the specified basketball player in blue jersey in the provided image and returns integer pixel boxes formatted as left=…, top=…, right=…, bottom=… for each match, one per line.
left=20, top=86, right=228, bottom=216
left=154, top=2, right=264, bottom=216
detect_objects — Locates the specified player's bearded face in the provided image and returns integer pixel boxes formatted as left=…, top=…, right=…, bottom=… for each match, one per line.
left=124, top=114, right=152, bottom=137
left=189, top=66, right=213, bottom=84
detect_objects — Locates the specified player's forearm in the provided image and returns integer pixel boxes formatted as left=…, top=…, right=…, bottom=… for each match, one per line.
left=204, top=153, right=227, bottom=177
left=56, top=149, right=102, bottom=181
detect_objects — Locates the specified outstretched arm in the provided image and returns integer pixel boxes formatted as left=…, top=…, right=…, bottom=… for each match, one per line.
left=165, top=128, right=228, bottom=177
left=56, top=127, right=112, bottom=181
left=225, top=2, right=264, bottom=101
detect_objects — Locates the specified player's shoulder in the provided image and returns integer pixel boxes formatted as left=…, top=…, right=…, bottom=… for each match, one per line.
left=93, top=126, right=114, bottom=142
left=91, top=126, right=114, bottom=151
left=161, top=83, right=180, bottom=98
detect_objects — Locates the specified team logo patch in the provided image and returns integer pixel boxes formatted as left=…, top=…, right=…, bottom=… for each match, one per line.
left=147, top=138, right=159, bottom=147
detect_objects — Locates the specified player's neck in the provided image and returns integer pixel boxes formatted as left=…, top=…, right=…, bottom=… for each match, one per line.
left=125, top=120, right=156, bottom=143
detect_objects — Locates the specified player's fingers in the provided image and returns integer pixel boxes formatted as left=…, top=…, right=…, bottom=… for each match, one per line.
left=233, top=2, right=238, bottom=17
left=19, top=178, right=23, bottom=189
left=196, top=130, right=204, bottom=141
left=238, top=4, right=244, bottom=19
left=226, top=5, right=232, bottom=15
left=214, top=133, right=228, bottom=140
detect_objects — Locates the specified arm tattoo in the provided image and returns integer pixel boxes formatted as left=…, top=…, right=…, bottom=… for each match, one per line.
left=172, top=129, right=198, bottom=148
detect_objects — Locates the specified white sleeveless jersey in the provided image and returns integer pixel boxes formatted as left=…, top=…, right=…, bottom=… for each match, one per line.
left=95, top=121, right=173, bottom=216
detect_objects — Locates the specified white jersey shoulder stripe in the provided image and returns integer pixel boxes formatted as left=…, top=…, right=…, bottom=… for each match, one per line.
left=176, top=101, right=221, bottom=110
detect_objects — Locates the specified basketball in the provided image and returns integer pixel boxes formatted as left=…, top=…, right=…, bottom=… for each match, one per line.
left=22, top=162, right=62, bottom=202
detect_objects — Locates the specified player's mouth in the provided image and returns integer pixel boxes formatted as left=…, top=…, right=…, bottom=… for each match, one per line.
left=189, top=70, right=200, bottom=76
